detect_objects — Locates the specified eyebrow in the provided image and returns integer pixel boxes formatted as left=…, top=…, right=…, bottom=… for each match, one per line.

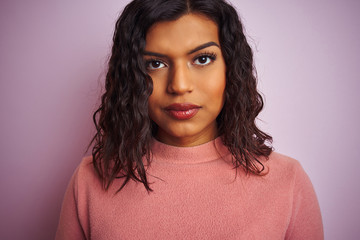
left=143, top=41, right=220, bottom=58
left=188, top=41, right=220, bottom=54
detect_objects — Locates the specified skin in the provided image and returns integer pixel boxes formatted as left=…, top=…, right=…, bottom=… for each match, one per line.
left=144, top=13, right=226, bottom=147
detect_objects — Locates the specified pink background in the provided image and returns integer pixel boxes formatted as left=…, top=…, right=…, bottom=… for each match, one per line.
left=1, top=0, right=359, bottom=239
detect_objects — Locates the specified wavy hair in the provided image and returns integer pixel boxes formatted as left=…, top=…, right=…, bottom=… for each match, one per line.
left=91, top=0, right=273, bottom=192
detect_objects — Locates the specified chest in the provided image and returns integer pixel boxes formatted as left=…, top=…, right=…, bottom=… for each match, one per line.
left=84, top=173, right=293, bottom=240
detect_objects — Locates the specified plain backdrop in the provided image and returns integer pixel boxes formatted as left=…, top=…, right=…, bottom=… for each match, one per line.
left=1, top=0, right=359, bottom=239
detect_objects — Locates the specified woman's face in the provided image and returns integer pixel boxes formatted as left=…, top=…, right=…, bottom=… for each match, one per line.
left=145, top=13, right=226, bottom=147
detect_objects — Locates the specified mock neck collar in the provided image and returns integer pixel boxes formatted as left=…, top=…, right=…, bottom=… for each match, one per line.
left=150, top=136, right=231, bottom=164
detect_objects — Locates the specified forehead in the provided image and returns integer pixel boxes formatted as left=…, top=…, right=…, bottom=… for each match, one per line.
left=145, top=13, right=219, bottom=53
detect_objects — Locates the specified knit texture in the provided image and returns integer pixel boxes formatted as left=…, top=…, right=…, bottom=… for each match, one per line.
left=56, top=137, right=323, bottom=239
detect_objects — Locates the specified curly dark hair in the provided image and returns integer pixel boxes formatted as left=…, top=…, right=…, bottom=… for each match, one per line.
left=91, top=0, right=273, bottom=192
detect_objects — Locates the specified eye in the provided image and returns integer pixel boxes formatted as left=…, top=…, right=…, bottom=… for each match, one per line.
left=193, top=53, right=217, bottom=66
left=146, top=60, right=166, bottom=70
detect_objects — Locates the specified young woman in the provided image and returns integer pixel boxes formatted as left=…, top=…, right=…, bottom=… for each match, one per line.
left=56, top=0, right=323, bottom=239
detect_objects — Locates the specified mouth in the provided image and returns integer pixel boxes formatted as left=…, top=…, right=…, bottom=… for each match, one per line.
left=164, top=103, right=201, bottom=120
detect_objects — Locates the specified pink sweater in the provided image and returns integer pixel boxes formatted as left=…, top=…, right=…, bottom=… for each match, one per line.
left=56, top=137, right=323, bottom=239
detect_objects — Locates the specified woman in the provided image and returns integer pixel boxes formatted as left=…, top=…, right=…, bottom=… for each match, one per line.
left=56, top=0, right=323, bottom=239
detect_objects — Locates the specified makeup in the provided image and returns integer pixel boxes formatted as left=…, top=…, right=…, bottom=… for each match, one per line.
left=164, top=103, right=201, bottom=120
left=146, top=13, right=226, bottom=146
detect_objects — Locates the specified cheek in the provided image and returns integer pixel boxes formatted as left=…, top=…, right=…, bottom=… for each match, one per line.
left=202, top=71, right=226, bottom=104
left=147, top=90, right=158, bottom=119
left=148, top=78, right=162, bottom=106
left=148, top=86, right=165, bottom=124
left=148, top=71, right=167, bottom=101
left=147, top=96, right=158, bottom=120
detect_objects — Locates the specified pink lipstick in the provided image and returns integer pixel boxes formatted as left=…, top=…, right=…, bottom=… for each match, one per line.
left=164, top=103, right=201, bottom=120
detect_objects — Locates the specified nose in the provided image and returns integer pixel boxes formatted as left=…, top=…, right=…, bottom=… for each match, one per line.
left=167, top=62, right=193, bottom=95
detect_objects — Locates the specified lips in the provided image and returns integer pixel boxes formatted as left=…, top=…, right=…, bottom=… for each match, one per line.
left=164, top=103, right=201, bottom=120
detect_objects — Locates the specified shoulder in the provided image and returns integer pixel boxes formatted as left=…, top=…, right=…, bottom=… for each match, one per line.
left=260, top=152, right=315, bottom=193
left=264, top=152, right=303, bottom=175
left=264, top=154, right=324, bottom=238
left=257, top=152, right=310, bottom=186
left=77, top=155, right=95, bottom=176
left=74, top=156, right=96, bottom=180
left=266, top=152, right=300, bottom=168
left=70, top=156, right=103, bottom=193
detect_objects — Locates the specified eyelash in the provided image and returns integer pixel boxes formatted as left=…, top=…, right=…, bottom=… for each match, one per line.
left=145, top=51, right=218, bottom=70
left=193, top=52, right=217, bottom=66
left=145, top=58, right=167, bottom=71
